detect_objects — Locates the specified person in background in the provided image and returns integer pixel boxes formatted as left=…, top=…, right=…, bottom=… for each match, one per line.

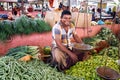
left=12, top=6, right=17, bottom=15
left=62, top=2, right=69, bottom=11
left=7, top=12, right=14, bottom=20
left=46, top=4, right=49, bottom=11
left=107, top=8, right=112, bottom=16
left=59, top=2, right=63, bottom=9
left=51, top=10, right=83, bottom=71
left=117, top=10, right=120, bottom=18
left=54, top=2, right=69, bottom=12
left=91, top=8, right=96, bottom=21
left=96, top=8, right=101, bottom=17
left=0, top=5, right=4, bottom=11
left=112, top=6, right=117, bottom=20
left=54, top=2, right=63, bottom=12
left=54, top=2, right=70, bottom=24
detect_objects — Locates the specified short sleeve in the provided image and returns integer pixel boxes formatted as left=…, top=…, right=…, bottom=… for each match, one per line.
left=54, top=28, right=60, bottom=34
left=52, top=27, right=61, bottom=39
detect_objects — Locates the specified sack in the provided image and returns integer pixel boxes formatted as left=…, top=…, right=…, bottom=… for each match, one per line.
left=2, top=14, right=8, bottom=19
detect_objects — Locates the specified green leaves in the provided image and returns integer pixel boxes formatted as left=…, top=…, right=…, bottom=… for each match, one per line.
left=0, top=21, right=13, bottom=41
left=66, top=55, right=119, bottom=79
left=83, top=27, right=119, bottom=47
left=0, top=56, right=80, bottom=80
left=0, top=15, right=52, bottom=42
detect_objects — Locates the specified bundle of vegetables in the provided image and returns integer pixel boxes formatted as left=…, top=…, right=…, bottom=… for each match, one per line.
left=35, top=19, right=52, bottom=33
left=95, top=27, right=119, bottom=46
left=0, top=15, right=51, bottom=42
left=83, top=27, right=119, bottom=47
left=65, top=55, right=119, bottom=79
left=0, top=56, right=80, bottom=80
left=104, top=20, right=112, bottom=25
left=13, top=15, right=52, bottom=35
left=13, top=17, right=23, bottom=34
left=0, top=20, right=14, bottom=41
left=83, top=37, right=102, bottom=46
left=99, top=46, right=118, bottom=60
left=43, top=46, right=51, bottom=55
left=6, top=46, right=40, bottom=60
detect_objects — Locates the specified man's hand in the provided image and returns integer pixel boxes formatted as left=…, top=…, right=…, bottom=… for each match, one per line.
left=73, top=32, right=83, bottom=43
left=54, top=35, right=78, bottom=63
left=69, top=53, right=78, bottom=63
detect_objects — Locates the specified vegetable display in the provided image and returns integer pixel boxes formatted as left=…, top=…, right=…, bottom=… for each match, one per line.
left=65, top=55, right=119, bottom=79
left=95, top=27, right=119, bottom=46
left=83, top=27, right=119, bottom=47
left=0, top=15, right=52, bottom=42
left=6, top=46, right=40, bottom=59
left=43, top=46, right=51, bottom=55
left=99, top=46, right=118, bottom=60
left=0, top=56, right=80, bottom=80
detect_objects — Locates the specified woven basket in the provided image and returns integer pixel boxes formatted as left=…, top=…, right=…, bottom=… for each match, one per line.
left=96, top=66, right=120, bottom=80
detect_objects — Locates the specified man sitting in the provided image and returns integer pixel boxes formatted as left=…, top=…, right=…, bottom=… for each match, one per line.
left=51, top=10, right=83, bottom=71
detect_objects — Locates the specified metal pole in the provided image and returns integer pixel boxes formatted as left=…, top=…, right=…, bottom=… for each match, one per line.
left=68, top=0, right=70, bottom=7
left=100, top=0, right=102, bottom=20
left=21, top=0, right=24, bottom=14
left=67, top=0, right=70, bottom=10
left=41, top=0, right=44, bottom=18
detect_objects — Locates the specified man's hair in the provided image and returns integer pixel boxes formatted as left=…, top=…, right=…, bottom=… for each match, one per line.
left=61, top=10, right=71, bottom=18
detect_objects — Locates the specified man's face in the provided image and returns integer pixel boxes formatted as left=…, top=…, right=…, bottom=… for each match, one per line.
left=61, top=14, right=71, bottom=26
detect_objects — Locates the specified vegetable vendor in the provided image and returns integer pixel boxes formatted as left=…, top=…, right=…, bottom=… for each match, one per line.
left=51, top=10, right=83, bottom=71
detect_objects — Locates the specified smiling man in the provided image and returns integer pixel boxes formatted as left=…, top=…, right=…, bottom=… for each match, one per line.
left=51, top=10, right=83, bottom=71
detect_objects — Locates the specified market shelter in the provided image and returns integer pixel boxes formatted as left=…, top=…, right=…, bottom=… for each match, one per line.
left=0, top=0, right=35, bottom=2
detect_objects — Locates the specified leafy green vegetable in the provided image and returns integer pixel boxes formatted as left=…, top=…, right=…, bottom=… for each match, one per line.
left=0, top=56, right=80, bottom=80
left=66, top=55, right=119, bottom=79
left=0, top=15, right=52, bottom=42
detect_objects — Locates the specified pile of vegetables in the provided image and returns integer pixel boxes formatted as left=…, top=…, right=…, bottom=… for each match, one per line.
left=99, top=46, right=118, bottom=60
left=95, top=27, right=119, bottom=46
left=0, top=56, right=80, bottom=80
left=43, top=46, right=51, bottom=55
left=83, top=27, right=119, bottom=46
left=104, top=20, right=112, bottom=25
left=6, top=46, right=40, bottom=60
left=0, top=15, right=51, bottom=42
left=65, top=55, right=119, bottom=79
left=6, top=45, right=53, bottom=62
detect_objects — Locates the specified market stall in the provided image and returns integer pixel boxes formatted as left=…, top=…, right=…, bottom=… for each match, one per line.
left=0, top=23, right=120, bottom=79
left=0, top=0, right=120, bottom=80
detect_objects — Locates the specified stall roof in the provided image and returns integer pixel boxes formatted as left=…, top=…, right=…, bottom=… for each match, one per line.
left=0, top=0, right=35, bottom=2
left=88, top=0, right=114, bottom=2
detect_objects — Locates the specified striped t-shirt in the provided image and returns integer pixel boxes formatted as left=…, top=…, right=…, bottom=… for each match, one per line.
left=52, top=22, right=76, bottom=48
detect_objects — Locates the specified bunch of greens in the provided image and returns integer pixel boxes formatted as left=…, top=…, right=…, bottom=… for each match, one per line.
left=0, top=15, right=51, bottom=42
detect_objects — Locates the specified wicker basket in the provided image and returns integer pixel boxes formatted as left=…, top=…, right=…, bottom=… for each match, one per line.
left=96, top=66, right=120, bottom=80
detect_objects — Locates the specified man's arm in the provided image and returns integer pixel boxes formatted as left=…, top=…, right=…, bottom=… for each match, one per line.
left=73, top=32, right=83, bottom=43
